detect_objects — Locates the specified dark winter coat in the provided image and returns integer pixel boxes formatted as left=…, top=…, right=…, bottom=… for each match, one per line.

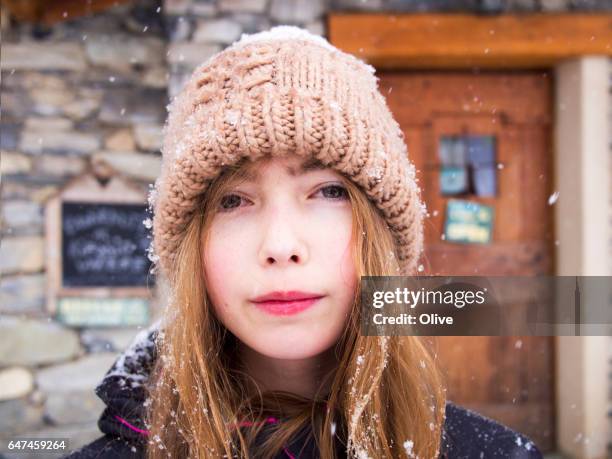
left=62, top=325, right=543, bottom=459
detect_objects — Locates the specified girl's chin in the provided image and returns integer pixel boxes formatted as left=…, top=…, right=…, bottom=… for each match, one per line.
left=249, top=337, right=337, bottom=360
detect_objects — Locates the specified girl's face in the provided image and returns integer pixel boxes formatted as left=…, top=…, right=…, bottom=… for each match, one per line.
left=203, top=156, right=356, bottom=360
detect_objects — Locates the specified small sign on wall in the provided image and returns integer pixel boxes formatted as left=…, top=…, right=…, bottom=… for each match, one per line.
left=443, top=199, right=494, bottom=244
left=61, top=202, right=151, bottom=287
left=57, top=297, right=149, bottom=327
left=46, top=174, right=153, bottom=327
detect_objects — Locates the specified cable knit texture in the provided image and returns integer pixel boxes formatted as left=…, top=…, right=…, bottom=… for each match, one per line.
left=151, top=26, right=425, bottom=279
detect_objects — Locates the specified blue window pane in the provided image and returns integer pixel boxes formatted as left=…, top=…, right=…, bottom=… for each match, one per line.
left=472, top=166, right=497, bottom=197
left=440, top=166, right=469, bottom=195
left=439, top=136, right=467, bottom=167
left=467, top=136, right=495, bottom=166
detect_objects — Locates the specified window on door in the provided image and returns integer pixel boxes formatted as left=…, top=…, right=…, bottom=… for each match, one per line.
left=439, top=135, right=497, bottom=197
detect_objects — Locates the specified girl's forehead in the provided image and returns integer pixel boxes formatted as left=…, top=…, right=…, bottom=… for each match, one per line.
left=241, top=156, right=331, bottom=183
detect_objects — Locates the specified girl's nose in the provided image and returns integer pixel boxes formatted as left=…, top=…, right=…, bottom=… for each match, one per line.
left=257, top=205, right=308, bottom=268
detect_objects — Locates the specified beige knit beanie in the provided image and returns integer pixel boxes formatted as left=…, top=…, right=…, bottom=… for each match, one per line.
left=149, top=25, right=425, bottom=279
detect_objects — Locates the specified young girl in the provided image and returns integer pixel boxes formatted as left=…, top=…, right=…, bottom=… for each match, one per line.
left=66, top=26, right=543, bottom=459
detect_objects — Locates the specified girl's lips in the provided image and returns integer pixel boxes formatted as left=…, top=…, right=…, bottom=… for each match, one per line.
left=251, top=296, right=324, bottom=316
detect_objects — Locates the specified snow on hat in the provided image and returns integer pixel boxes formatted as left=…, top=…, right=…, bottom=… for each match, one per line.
left=149, top=25, right=425, bottom=279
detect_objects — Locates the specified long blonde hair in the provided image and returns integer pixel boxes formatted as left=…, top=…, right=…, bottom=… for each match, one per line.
left=145, top=156, right=447, bottom=458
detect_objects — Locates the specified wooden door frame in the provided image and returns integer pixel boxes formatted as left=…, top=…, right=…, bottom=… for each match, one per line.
left=329, top=13, right=612, bottom=459
left=328, top=13, right=611, bottom=70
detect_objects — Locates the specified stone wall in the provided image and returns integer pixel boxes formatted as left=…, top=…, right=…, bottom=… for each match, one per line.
left=0, top=0, right=610, bottom=455
left=0, top=1, right=167, bottom=453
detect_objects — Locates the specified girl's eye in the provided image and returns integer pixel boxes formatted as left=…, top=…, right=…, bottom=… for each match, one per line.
left=218, top=185, right=348, bottom=211
left=218, top=194, right=248, bottom=211
left=315, top=184, right=349, bottom=201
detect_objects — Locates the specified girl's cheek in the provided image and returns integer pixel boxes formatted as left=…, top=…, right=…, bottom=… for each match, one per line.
left=313, top=211, right=353, bottom=255
left=203, top=222, right=243, bottom=306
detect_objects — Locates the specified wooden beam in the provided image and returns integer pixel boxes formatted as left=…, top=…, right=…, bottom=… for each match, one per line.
left=1, top=0, right=132, bottom=25
left=328, top=13, right=612, bottom=69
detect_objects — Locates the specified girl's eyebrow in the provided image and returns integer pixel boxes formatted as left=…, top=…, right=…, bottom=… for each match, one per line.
left=242, top=158, right=327, bottom=183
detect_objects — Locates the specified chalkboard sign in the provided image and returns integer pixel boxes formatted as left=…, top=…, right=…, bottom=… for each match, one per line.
left=61, top=202, right=153, bottom=287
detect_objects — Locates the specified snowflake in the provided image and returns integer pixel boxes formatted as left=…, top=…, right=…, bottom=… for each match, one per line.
left=225, top=110, right=239, bottom=126
left=547, top=191, right=559, bottom=205
left=367, top=166, right=383, bottom=181
left=329, top=100, right=342, bottom=111
left=515, top=436, right=523, bottom=446
left=419, top=201, right=428, bottom=216
left=146, top=243, right=159, bottom=263
left=147, top=182, right=158, bottom=210
left=403, top=439, right=415, bottom=458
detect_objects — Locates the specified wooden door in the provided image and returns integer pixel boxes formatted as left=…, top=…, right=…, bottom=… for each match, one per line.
left=379, top=71, right=555, bottom=451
